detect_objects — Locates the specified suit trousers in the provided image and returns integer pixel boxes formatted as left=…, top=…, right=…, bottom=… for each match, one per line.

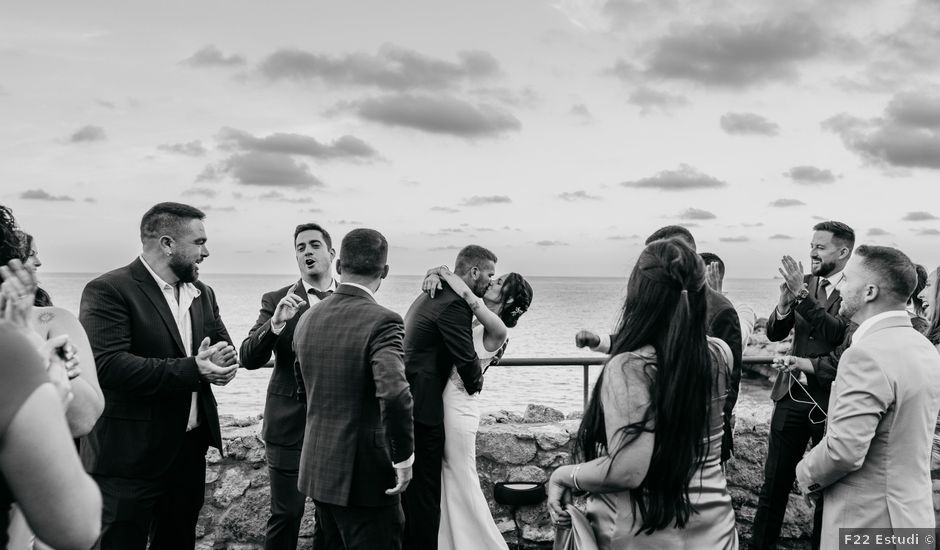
left=402, top=421, right=445, bottom=550
left=750, top=398, right=826, bottom=550
left=93, top=425, right=209, bottom=550
left=313, top=499, right=404, bottom=550
left=265, top=443, right=309, bottom=550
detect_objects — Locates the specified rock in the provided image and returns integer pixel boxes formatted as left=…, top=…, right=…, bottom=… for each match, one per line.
left=566, top=410, right=583, bottom=420
left=537, top=450, right=570, bottom=468
left=213, top=468, right=251, bottom=509
left=508, top=465, right=548, bottom=484
left=531, top=424, right=571, bottom=450
left=477, top=426, right=538, bottom=464
left=523, top=404, right=565, bottom=423
left=205, top=465, right=221, bottom=484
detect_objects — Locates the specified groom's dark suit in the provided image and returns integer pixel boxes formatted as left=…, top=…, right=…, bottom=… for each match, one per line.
left=294, top=283, right=414, bottom=549
left=239, top=280, right=315, bottom=550
left=79, top=257, right=231, bottom=549
left=401, top=285, right=482, bottom=550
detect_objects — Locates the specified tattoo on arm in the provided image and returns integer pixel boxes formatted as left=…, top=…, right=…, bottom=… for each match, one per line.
left=38, top=311, right=56, bottom=324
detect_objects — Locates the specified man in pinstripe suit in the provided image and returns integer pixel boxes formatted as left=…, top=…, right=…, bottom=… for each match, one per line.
left=293, top=228, right=414, bottom=550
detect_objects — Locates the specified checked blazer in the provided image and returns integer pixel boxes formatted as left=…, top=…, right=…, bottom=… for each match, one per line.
left=293, top=283, right=414, bottom=507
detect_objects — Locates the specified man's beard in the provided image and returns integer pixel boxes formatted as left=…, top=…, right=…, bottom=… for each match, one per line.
left=169, top=255, right=199, bottom=283
left=472, top=277, right=490, bottom=297
left=839, top=293, right=861, bottom=319
left=812, top=258, right=837, bottom=277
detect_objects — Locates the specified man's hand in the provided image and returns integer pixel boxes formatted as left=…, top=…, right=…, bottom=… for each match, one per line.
left=272, top=283, right=306, bottom=327
left=210, top=343, right=237, bottom=368
left=705, top=263, right=723, bottom=293
left=575, top=330, right=600, bottom=349
left=385, top=465, right=413, bottom=495
left=776, top=281, right=795, bottom=314
left=196, top=337, right=238, bottom=385
left=778, top=255, right=805, bottom=296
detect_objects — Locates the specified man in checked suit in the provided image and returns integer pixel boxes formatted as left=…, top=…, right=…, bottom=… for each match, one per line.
left=797, top=245, right=940, bottom=549
left=750, top=221, right=855, bottom=550
left=79, top=202, right=238, bottom=549
left=294, top=228, right=414, bottom=550
left=239, top=222, right=336, bottom=550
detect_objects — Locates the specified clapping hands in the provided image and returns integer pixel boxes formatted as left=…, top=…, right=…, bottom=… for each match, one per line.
left=0, top=259, right=37, bottom=329
left=196, top=336, right=238, bottom=386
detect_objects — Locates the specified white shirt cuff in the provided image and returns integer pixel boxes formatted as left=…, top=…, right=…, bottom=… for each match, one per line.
left=394, top=453, right=415, bottom=469
left=774, top=306, right=792, bottom=319
left=271, top=320, right=286, bottom=335
left=591, top=333, right=611, bottom=354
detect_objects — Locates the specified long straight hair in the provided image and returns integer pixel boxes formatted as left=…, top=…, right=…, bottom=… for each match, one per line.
left=926, top=266, right=940, bottom=345
left=575, top=238, right=712, bottom=534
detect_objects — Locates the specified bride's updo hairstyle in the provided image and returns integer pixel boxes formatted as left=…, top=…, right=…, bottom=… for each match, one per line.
left=497, top=273, right=533, bottom=328
left=576, top=237, right=712, bottom=534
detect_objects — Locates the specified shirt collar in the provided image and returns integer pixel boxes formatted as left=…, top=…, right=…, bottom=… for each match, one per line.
left=822, top=270, right=845, bottom=290
left=139, top=255, right=201, bottom=297
left=301, top=278, right=337, bottom=298
left=341, top=281, right=376, bottom=299
left=852, top=310, right=910, bottom=343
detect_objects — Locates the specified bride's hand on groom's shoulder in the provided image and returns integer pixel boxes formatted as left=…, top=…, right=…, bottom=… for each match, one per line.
left=421, top=273, right=443, bottom=298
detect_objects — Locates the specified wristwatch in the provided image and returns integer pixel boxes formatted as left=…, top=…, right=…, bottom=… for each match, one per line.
left=794, top=284, right=810, bottom=302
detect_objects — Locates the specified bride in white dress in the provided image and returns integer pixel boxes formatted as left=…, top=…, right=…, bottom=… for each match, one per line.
left=421, top=266, right=534, bottom=550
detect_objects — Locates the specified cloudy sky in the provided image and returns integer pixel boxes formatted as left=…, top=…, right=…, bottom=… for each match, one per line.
left=2, top=0, right=939, bottom=277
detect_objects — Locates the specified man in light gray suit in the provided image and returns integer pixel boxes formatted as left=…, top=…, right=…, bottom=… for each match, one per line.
left=796, top=245, right=940, bottom=550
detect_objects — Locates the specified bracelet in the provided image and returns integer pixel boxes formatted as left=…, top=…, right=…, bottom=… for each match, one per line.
left=571, top=465, right=584, bottom=492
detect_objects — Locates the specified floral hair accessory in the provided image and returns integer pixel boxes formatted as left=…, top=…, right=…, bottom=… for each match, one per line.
left=511, top=306, right=525, bottom=317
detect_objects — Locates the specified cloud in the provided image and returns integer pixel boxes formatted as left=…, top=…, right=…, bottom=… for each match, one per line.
left=198, top=205, right=237, bottom=212
left=182, top=187, right=218, bottom=198
left=217, top=127, right=378, bottom=160
left=258, top=190, right=314, bottom=203
left=181, top=45, right=246, bottom=68
left=430, top=245, right=462, bottom=251
left=536, top=240, right=568, bottom=246
left=346, top=94, right=521, bottom=138
left=769, top=198, right=805, bottom=207
left=96, top=99, right=115, bottom=109
left=902, top=211, right=939, bottom=221
left=621, top=164, right=727, bottom=191
left=742, top=222, right=765, bottom=227
left=158, top=140, right=207, bottom=157
left=823, top=92, right=940, bottom=170
left=258, top=45, right=499, bottom=90
left=678, top=207, right=716, bottom=220
left=783, top=165, right=837, bottom=184
left=769, top=234, right=793, bottom=240
left=918, top=228, right=940, bottom=236
left=69, top=125, right=106, bottom=143
left=461, top=195, right=512, bottom=206
left=720, top=112, right=780, bottom=136
left=867, top=227, right=891, bottom=236
left=430, top=206, right=460, bottom=213
left=20, top=189, right=75, bottom=201
left=644, top=16, right=827, bottom=88
left=209, top=152, right=324, bottom=188
left=84, top=197, right=97, bottom=203
left=720, top=236, right=749, bottom=243
left=627, top=86, right=688, bottom=114
left=569, top=103, right=592, bottom=120
left=471, top=87, right=539, bottom=108
left=558, top=190, right=601, bottom=201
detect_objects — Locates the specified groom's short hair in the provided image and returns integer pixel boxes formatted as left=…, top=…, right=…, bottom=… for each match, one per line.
left=454, top=245, right=497, bottom=276
left=339, top=228, right=387, bottom=278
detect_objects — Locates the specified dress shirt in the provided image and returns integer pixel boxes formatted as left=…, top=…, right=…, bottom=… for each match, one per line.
left=851, top=310, right=911, bottom=343
left=139, top=255, right=202, bottom=431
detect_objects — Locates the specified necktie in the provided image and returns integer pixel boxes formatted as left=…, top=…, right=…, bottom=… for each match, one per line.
left=308, top=287, right=333, bottom=301
left=815, top=278, right=830, bottom=304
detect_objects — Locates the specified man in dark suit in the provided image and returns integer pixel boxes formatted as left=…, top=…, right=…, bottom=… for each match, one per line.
left=293, top=228, right=414, bottom=550
left=750, top=220, right=854, bottom=550
left=575, top=226, right=743, bottom=462
left=79, top=202, right=238, bottom=550
left=401, top=244, right=495, bottom=550
left=239, top=222, right=336, bottom=550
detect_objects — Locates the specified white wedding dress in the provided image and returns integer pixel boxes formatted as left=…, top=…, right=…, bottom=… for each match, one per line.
left=438, top=324, right=509, bottom=550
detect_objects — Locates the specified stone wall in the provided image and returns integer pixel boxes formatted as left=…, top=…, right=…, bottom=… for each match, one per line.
left=198, top=401, right=819, bottom=549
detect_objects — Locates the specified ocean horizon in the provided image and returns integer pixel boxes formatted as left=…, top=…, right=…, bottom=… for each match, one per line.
left=40, top=272, right=783, bottom=416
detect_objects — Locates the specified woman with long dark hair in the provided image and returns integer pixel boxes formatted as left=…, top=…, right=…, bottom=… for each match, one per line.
left=547, top=238, right=737, bottom=549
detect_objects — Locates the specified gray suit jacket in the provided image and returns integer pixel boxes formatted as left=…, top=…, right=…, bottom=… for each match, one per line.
left=796, top=315, right=940, bottom=549
left=293, top=283, right=414, bottom=508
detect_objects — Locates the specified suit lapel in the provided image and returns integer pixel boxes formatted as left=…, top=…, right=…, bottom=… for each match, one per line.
left=130, top=258, right=186, bottom=356
left=190, top=288, right=205, bottom=352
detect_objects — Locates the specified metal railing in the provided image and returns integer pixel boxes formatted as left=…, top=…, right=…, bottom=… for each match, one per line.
left=266, top=356, right=779, bottom=409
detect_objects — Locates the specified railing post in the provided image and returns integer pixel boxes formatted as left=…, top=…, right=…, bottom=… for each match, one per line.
left=582, top=364, right=589, bottom=410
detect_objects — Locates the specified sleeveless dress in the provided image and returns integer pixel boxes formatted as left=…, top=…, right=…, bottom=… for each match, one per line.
left=438, top=324, right=509, bottom=550
left=585, top=338, right=739, bottom=550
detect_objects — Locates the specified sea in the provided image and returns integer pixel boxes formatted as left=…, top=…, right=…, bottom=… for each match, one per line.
left=40, top=273, right=781, bottom=417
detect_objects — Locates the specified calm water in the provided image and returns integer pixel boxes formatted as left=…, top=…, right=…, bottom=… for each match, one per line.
left=41, top=273, right=781, bottom=416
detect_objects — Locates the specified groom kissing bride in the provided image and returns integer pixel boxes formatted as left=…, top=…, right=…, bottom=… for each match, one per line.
left=402, top=244, right=533, bottom=550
